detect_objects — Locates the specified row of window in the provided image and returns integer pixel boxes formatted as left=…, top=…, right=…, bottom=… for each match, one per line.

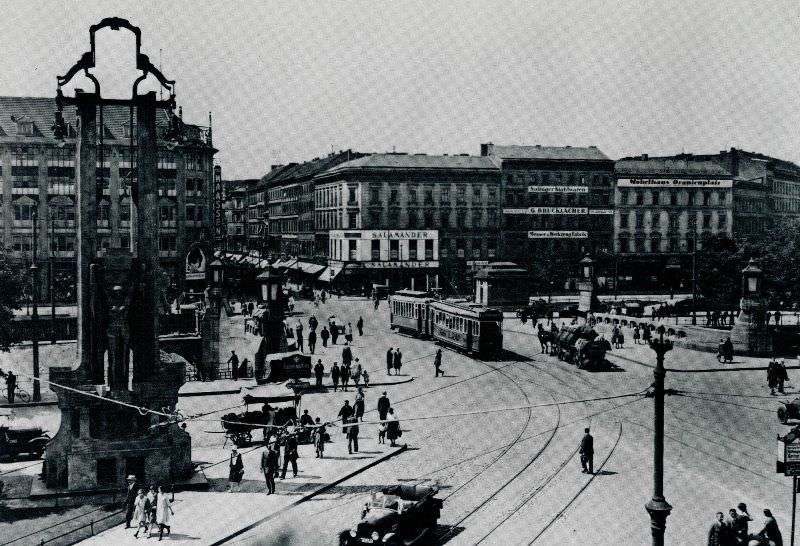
left=438, top=238, right=497, bottom=259
left=392, top=301, right=425, bottom=319
left=506, top=173, right=612, bottom=186
left=506, top=192, right=611, bottom=207
left=618, top=189, right=729, bottom=207
left=771, top=198, right=800, bottom=214
left=433, top=312, right=480, bottom=335
left=618, top=233, right=712, bottom=253
left=772, top=180, right=800, bottom=198
left=504, top=215, right=611, bottom=230
left=619, top=210, right=728, bottom=230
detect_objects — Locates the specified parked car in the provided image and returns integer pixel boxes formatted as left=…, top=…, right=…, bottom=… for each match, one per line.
left=517, top=299, right=548, bottom=323
left=0, top=409, right=50, bottom=461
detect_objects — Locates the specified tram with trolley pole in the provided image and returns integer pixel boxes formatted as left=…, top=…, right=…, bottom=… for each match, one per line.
left=429, top=300, right=503, bottom=356
left=389, top=290, right=435, bottom=337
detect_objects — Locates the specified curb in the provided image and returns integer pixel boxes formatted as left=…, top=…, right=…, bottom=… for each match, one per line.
left=178, top=387, right=243, bottom=397
left=209, top=444, right=408, bottom=545
left=0, top=400, right=58, bottom=408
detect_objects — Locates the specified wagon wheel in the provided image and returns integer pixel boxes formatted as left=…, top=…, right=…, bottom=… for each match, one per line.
left=778, top=406, right=789, bottom=424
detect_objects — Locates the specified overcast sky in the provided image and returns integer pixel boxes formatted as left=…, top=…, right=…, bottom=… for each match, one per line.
left=1, top=1, right=799, bottom=180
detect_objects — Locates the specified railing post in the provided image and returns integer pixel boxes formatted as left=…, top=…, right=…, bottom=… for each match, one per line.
left=90, top=519, right=94, bottom=536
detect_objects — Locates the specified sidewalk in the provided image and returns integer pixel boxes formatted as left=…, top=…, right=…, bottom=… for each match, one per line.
left=80, top=433, right=406, bottom=545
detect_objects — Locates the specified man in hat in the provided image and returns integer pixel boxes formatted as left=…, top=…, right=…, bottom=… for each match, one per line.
left=280, top=430, right=299, bottom=479
left=227, top=351, right=239, bottom=381
left=377, top=391, right=391, bottom=421
left=579, top=427, right=594, bottom=474
left=260, top=442, right=279, bottom=494
left=124, top=474, right=139, bottom=528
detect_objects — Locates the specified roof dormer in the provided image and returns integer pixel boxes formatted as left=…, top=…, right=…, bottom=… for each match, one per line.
left=11, top=115, right=35, bottom=136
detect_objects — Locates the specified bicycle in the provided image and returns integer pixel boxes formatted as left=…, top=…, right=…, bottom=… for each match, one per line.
left=1, top=384, right=31, bottom=403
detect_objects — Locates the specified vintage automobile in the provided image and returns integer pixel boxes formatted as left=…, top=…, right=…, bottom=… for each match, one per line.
left=777, top=398, right=800, bottom=424
left=339, top=484, right=442, bottom=546
left=0, top=409, right=50, bottom=461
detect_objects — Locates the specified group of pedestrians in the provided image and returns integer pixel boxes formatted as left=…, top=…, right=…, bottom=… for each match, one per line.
left=631, top=325, right=651, bottom=345
left=386, top=348, right=403, bottom=375
left=708, top=504, right=782, bottom=546
left=767, top=359, right=790, bottom=395
left=124, top=476, right=174, bottom=540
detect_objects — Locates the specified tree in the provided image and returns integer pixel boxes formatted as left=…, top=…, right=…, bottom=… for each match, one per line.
left=739, top=218, right=800, bottom=308
left=0, top=252, right=25, bottom=351
left=696, top=235, right=742, bottom=309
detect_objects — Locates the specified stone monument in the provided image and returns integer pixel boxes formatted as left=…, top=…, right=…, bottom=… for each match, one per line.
left=43, top=18, right=193, bottom=491
left=730, top=258, right=773, bottom=356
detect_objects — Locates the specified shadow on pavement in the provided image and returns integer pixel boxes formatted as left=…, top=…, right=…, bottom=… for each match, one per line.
left=436, top=524, right=466, bottom=543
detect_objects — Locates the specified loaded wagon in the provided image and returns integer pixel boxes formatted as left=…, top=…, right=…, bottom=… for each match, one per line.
left=555, top=325, right=611, bottom=371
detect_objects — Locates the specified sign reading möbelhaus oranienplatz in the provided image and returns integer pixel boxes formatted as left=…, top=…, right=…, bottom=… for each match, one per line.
left=617, top=177, right=733, bottom=188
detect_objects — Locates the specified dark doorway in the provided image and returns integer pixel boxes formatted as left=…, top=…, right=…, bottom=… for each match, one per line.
left=97, top=457, right=117, bottom=486
left=126, top=456, right=145, bottom=483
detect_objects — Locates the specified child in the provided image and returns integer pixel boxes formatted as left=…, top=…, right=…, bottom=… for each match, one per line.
left=378, top=422, right=387, bottom=444
left=362, top=370, right=370, bottom=388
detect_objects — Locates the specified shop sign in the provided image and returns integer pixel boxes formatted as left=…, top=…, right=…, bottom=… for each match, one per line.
left=589, top=209, right=615, bottom=215
left=329, top=230, right=438, bottom=240
left=528, top=186, right=589, bottom=193
left=504, top=207, right=588, bottom=215
left=467, top=260, right=490, bottom=267
left=617, top=178, right=733, bottom=188
left=528, top=231, right=588, bottom=239
left=362, top=261, right=439, bottom=269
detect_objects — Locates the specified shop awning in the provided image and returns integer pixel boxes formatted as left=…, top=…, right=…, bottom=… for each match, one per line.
left=296, top=261, right=326, bottom=276
left=258, top=259, right=271, bottom=269
left=271, top=258, right=297, bottom=270
left=321, top=264, right=343, bottom=283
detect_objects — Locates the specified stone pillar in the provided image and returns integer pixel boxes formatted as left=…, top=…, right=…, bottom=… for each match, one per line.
left=578, top=279, right=594, bottom=313
left=133, top=92, right=160, bottom=381
left=200, top=289, right=221, bottom=379
left=75, top=93, right=98, bottom=382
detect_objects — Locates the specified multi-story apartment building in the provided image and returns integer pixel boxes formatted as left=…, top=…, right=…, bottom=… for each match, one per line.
left=613, top=155, right=734, bottom=290
left=481, top=144, right=616, bottom=275
left=313, top=153, right=501, bottom=294
left=264, top=150, right=366, bottom=259
left=0, top=96, right=216, bottom=300
left=246, top=181, right=267, bottom=255
left=222, top=180, right=255, bottom=252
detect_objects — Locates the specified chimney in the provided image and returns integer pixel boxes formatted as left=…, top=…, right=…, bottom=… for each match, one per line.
left=480, top=142, right=493, bottom=156
left=730, top=148, right=740, bottom=176
left=641, top=154, right=648, bottom=160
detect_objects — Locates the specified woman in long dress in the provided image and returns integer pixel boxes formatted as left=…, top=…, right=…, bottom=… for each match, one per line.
left=156, top=485, right=174, bottom=541
left=228, top=448, right=244, bottom=492
left=132, top=489, right=149, bottom=538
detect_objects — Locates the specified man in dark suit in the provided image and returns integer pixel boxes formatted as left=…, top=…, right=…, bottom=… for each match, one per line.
left=124, top=474, right=138, bottom=528
left=579, top=427, right=594, bottom=474
left=377, top=392, right=391, bottom=421
left=280, top=432, right=299, bottom=479
left=386, top=348, right=394, bottom=375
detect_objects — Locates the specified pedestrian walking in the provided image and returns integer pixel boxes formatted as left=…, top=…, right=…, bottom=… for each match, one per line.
left=338, top=400, right=354, bottom=434
left=362, top=370, right=370, bottom=388
left=309, top=315, right=318, bottom=332
left=228, top=351, right=239, bottom=381
left=579, top=427, right=594, bottom=474
left=355, top=387, right=365, bottom=421
left=342, top=343, right=353, bottom=366
left=261, top=442, right=279, bottom=494
left=374, top=297, right=379, bottom=311
left=308, top=329, right=317, bottom=354
left=642, top=325, right=651, bottom=344
left=707, top=512, right=727, bottom=546
left=320, top=326, right=330, bottom=348
left=228, top=448, right=244, bottom=492
left=758, top=509, right=783, bottom=546
left=314, top=359, right=324, bottom=387
left=155, top=485, right=174, bottom=540
left=313, top=418, right=326, bottom=458
left=776, top=310, right=783, bottom=326
left=723, top=337, right=734, bottom=363
left=146, top=486, right=158, bottom=537
left=345, top=323, right=354, bottom=343
left=341, top=363, right=351, bottom=391
left=778, top=360, right=789, bottom=394
left=386, top=348, right=394, bottom=375
left=248, top=301, right=254, bottom=316
left=633, top=326, right=641, bottom=345
left=132, top=489, right=149, bottom=538
left=393, top=348, right=403, bottom=375
left=5, top=371, right=16, bottom=404
left=434, top=348, right=444, bottom=377
left=378, top=391, right=390, bottom=421
left=386, top=408, right=401, bottom=447
left=124, top=475, right=139, bottom=528
left=331, top=362, right=340, bottom=391
left=280, top=431, right=299, bottom=479
left=288, top=295, right=295, bottom=313
left=357, top=316, right=364, bottom=336
left=295, top=325, right=304, bottom=353
left=299, top=409, right=314, bottom=428
left=347, top=416, right=360, bottom=454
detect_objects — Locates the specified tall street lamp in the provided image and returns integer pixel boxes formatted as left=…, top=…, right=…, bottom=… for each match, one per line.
left=50, top=215, right=56, bottom=344
left=30, top=210, right=41, bottom=402
left=646, top=326, right=673, bottom=545
left=690, top=217, right=698, bottom=326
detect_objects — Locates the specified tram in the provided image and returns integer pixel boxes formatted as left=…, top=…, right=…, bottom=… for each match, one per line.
left=389, top=291, right=504, bottom=356
left=429, top=300, right=503, bottom=356
left=389, top=290, right=435, bottom=336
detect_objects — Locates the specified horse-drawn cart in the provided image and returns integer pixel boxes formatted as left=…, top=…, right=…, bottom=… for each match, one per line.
left=221, top=393, right=301, bottom=448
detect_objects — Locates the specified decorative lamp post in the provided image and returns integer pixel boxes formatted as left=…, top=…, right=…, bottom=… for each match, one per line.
left=580, top=253, right=595, bottom=282
left=209, top=258, right=224, bottom=289
left=50, top=216, right=56, bottom=343
left=578, top=253, right=596, bottom=314
left=30, top=210, right=41, bottom=402
left=646, top=327, right=673, bottom=546
left=741, top=258, right=762, bottom=296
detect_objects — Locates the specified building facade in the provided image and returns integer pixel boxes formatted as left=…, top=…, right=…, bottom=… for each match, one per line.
left=313, top=153, right=501, bottom=294
left=613, top=155, right=734, bottom=290
left=0, top=96, right=216, bottom=300
left=481, top=144, right=616, bottom=278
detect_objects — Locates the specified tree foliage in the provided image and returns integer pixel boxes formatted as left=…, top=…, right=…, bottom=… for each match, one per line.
left=0, top=252, right=24, bottom=351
